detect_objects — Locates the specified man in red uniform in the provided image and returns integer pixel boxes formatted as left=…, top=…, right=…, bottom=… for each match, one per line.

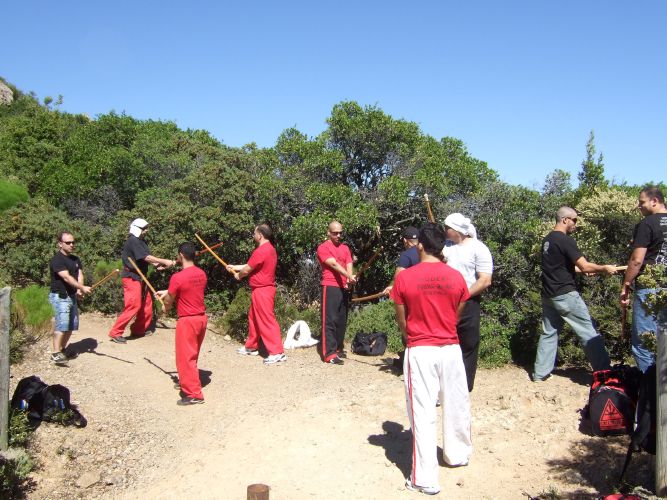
left=316, top=221, right=356, bottom=364
left=156, top=242, right=208, bottom=406
left=108, top=218, right=176, bottom=344
left=390, top=223, right=471, bottom=495
left=227, top=224, right=286, bottom=365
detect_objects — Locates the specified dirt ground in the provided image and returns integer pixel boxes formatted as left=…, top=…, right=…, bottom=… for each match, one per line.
left=9, top=313, right=657, bottom=499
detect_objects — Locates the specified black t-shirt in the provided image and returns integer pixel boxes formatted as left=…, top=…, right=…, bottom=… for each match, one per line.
left=397, top=246, right=419, bottom=269
left=541, top=231, right=583, bottom=298
left=121, top=235, right=150, bottom=281
left=50, top=253, right=82, bottom=296
left=632, top=212, right=667, bottom=279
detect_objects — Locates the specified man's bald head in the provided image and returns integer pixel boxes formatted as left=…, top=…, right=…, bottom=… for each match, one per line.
left=327, top=221, right=343, bottom=244
left=556, top=206, right=577, bottom=222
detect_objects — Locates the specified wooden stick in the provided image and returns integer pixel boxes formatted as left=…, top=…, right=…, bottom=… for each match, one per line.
left=195, top=242, right=222, bottom=257
left=355, top=247, right=383, bottom=281
left=194, top=233, right=238, bottom=277
left=90, top=269, right=119, bottom=291
left=351, top=291, right=386, bottom=303
left=575, top=265, right=628, bottom=273
left=127, top=257, right=165, bottom=310
left=424, top=193, right=435, bottom=223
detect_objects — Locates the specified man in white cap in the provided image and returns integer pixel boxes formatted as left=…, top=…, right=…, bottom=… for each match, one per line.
left=443, top=213, right=493, bottom=392
left=108, top=218, right=176, bottom=343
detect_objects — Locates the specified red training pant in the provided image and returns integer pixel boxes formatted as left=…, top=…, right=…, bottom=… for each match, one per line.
left=175, top=314, right=208, bottom=399
left=246, top=286, right=283, bottom=355
left=108, top=278, right=153, bottom=338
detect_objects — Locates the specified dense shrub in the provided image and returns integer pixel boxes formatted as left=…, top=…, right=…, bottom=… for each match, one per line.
left=347, top=300, right=402, bottom=353
left=0, top=179, right=28, bottom=212
left=10, top=285, right=52, bottom=362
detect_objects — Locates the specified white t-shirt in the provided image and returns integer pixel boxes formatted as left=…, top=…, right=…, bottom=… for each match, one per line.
left=443, top=239, right=494, bottom=289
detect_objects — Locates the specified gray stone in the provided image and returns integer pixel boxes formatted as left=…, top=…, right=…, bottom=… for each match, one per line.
left=0, top=81, right=13, bottom=105
left=76, top=470, right=101, bottom=488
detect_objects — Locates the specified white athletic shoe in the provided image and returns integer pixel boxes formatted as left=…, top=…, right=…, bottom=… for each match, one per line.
left=263, top=353, right=287, bottom=365
left=405, top=479, right=440, bottom=495
left=237, top=347, right=259, bottom=356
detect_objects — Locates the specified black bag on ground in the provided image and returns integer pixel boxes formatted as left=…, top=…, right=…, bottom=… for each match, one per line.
left=11, top=375, right=87, bottom=427
left=587, top=365, right=641, bottom=436
left=351, top=332, right=387, bottom=356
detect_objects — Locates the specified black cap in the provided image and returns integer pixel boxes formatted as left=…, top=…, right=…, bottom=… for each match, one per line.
left=403, top=226, right=419, bottom=239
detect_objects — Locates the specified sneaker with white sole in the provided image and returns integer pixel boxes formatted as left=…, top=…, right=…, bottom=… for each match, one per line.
left=264, top=353, right=287, bottom=365
left=405, top=479, right=440, bottom=495
left=237, top=347, right=259, bottom=356
left=50, top=352, right=68, bottom=365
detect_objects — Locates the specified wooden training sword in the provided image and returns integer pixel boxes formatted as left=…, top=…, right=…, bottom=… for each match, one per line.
left=90, top=269, right=120, bottom=291
left=194, top=233, right=238, bottom=277
left=127, top=257, right=165, bottom=310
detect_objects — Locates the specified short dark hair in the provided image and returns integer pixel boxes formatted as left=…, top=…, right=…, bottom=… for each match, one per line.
left=256, top=224, right=273, bottom=242
left=57, top=231, right=73, bottom=242
left=178, top=242, right=197, bottom=262
left=640, top=185, right=665, bottom=204
left=418, top=223, right=446, bottom=259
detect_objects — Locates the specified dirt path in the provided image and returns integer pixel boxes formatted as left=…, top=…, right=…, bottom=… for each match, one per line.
left=11, top=313, right=654, bottom=499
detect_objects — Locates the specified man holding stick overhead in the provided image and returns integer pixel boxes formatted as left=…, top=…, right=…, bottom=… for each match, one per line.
left=620, top=185, right=667, bottom=373
left=108, top=218, right=176, bottom=344
left=156, top=242, right=208, bottom=405
left=48, top=231, right=92, bottom=365
left=533, top=207, right=616, bottom=382
left=227, top=224, right=286, bottom=365
left=390, top=223, right=471, bottom=495
left=317, top=221, right=356, bottom=364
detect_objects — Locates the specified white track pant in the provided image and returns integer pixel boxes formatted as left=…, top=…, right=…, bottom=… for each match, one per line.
left=404, top=344, right=472, bottom=489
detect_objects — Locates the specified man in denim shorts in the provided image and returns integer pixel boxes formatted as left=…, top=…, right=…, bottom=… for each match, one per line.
left=533, top=207, right=617, bottom=382
left=49, top=232, right=91, bottom=365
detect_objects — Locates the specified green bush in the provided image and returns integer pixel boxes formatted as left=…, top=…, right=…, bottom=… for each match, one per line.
left=217, top=286, right=321, bottom=344
left=12, top=286, right=52, bottom=334
left=0, top=179, right=28, bottom=212
left=8, top=410, right=32, bottom=448
left=84, top=260, right=124, bottom=314
left=0, top=449, right=34, bottom=498
left=346, top=299, right=402, bottom=353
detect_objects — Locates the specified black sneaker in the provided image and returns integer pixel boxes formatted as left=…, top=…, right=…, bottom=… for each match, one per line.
left=328, top=356, right=344, bottom=365
left=110, top=336, right=127, bottom=344
left=337, top=351, right=348, bottom=359
left=177, top=397, right=204, bottom=406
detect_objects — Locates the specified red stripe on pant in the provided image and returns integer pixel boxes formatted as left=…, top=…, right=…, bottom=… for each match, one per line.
left=108, top=278, right=153, bottom=338
left=176, top=315, right=207, bottom=399
left=246, top=286, right=283, bottom=355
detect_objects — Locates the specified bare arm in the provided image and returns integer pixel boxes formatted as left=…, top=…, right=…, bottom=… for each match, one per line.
left=574, top=256, right=617, bottom=275
left=145, top=255, right=176, bottom=269
left=620, top=247, right=647, bottom=305
left=227, top=263, right=253, bottom=281
left=155, top=290, right=175, bottom=313
left=394, top=303, right=408, bottom=344
left=467, top=272, right=492, bottom=298
left=324, top=257, right=356, bottom=282
left=57, top=270, right=91, bottom=294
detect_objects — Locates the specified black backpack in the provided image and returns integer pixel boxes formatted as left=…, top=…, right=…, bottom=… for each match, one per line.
left=587, top=365, right=641, bottom=436
left=11, top=375, right=87, bottom=427
left=351, top=332, right=388, bottom=356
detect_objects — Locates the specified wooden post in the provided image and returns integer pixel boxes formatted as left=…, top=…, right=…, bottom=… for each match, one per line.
left=0, top=287, right=11, bottom=451
left=247, top=483, right=269, bottom=500
left=657, top=320, right=666, bottom=496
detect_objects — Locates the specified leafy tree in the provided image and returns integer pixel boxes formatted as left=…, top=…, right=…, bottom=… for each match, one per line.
left=576, top=130, right=607, bottom=198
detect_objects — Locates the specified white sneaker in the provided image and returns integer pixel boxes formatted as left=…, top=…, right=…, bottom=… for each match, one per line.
left=264, top=353, right=287, bottom=365
left=405, top=479, right=440, bottom=495
left=237, top=347, right=259, bottom=356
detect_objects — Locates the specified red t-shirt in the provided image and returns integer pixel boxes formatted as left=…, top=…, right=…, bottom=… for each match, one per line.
left=247, top=242, right=277, bottom=289
left=390, top=261, right=469, bottom=347
left=317, top=240, right=353, bottom=288
left=168, top=266, right=207, bottom=317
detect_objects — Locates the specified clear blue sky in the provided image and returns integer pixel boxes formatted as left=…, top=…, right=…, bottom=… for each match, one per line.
left=1, top=1, right=665, bottom=188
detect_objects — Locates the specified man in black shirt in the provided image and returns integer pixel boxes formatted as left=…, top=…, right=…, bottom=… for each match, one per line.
left=533, top=207, right=616, bottom=382
left=108, top=218, right=176, bottom=343
left=49, top=232, right=92, bottom=365
left=620, top=185, right=667, bottom=372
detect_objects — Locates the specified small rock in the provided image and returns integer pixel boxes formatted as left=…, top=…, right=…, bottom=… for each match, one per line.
left=224, top=335, right=231, bottom=341
left=456, top=478, right=464, bottom=487
left=76, top=471, right=101, bottom=489
left=105, top=474, right=123, bottom=486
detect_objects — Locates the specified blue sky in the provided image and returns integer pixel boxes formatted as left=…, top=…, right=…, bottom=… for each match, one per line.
left=1, top=1, right=665, bottom=188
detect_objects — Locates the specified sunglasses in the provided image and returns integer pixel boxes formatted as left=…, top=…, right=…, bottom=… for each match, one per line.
left=330, top=231, right=343, bottom=235
left=61, top=240, right=76, bottom=245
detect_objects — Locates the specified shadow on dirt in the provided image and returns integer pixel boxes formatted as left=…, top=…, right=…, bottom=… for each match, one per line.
left=67, top=337, right=133, bottom=364
left=545, top=434, right=654, bottom=497
left=368, top=420, right=412, bottom=478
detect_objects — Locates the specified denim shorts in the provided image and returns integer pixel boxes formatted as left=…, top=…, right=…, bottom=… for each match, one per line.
left=48, top=293, right=79, bottom=332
